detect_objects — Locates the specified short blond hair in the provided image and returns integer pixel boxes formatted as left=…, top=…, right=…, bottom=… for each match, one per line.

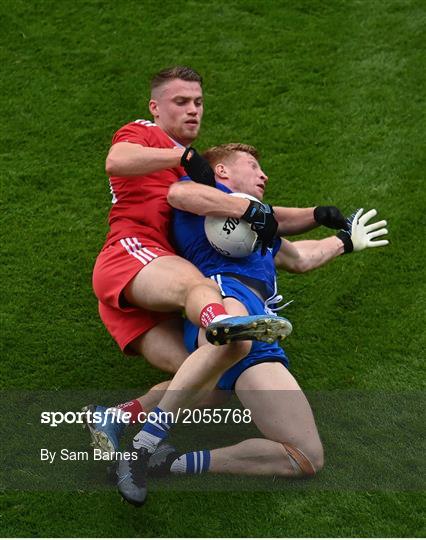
left=202, top=143, right=259, bottom=167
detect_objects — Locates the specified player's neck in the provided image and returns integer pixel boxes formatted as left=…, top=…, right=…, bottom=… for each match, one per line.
left=156, top=122, right=192, bottom=147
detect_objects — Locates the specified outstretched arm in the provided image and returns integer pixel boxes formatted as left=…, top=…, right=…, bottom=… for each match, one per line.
left=275, top=208, right=389, bottom=272
left=274, top=236, right=345, bottom=272
left=273, top=205, right=348, bottom=236
left=273, top=207, right=317, bottom=235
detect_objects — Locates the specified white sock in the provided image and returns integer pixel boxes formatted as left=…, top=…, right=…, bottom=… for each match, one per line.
left=170, top=450, right=211, bottom=474
left=211, top=314, right=232, bottom=324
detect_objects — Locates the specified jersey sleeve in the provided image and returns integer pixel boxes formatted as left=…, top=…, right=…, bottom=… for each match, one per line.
left=112, top=123, right=153, bottom=146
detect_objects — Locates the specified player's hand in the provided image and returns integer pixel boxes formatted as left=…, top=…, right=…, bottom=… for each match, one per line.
left=241, top=200, right=278, bottom=255
left=314, top=206, right=347, bottom=230
left=337, top=208, right=389, bottom=253
left=181, top=146, right=216, bottom=187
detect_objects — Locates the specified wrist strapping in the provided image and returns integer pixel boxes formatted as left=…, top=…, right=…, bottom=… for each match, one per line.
left=336, top=230, right=353, bottom=254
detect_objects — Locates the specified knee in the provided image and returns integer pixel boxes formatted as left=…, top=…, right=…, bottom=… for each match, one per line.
left=282, top=441, right=324, bottom=477
left=192, top=277, right=221, bottom=295
left=156, top=355, right=184, bottom=374
left=208, top=340, right=251, bottom=373
left=307, top=443, right=324, bottom=474
left=182, top=276, right=221, bottom=305
left=173, top=276, right=205, bottom=304
left=224, top=340, right=251, bottom=362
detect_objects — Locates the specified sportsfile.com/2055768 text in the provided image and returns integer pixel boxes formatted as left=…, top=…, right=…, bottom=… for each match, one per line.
left=40, top=408, right=252, bottom=427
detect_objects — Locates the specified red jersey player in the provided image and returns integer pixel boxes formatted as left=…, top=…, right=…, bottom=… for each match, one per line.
left=92, top=66, right=293, bottom=370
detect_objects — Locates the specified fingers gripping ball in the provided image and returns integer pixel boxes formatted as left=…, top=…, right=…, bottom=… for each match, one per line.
left=241, top=199, right=277, bottom=256
left=204, top=193, right=261, bottom=258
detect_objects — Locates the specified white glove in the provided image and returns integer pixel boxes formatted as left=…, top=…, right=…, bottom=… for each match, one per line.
left=337, top=208, right=389, bottom=253
left=351, top=208, right=389, bottom=251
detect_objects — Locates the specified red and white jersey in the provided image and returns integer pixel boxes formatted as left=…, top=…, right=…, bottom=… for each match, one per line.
left=104, top=119, right=186, bottom=251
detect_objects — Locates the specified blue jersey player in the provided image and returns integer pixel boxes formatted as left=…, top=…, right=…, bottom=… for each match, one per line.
left=173, top=179, right=292, bottom=393
left=157, top=143, right=389, bottom=479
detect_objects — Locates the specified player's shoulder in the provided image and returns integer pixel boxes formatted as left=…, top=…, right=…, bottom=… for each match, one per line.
left=116, top=119, right=158, bottom=133
left=112, top=119, right=166, bottom=145
left=132, top=119, right=157, bottom=128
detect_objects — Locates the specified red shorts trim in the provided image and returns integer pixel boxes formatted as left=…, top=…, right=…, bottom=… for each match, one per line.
left=98, top=301, right=179, bottom=355
left=93, top=237, right=175, bottom=310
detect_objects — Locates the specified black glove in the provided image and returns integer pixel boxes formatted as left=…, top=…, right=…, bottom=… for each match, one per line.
left=335, top=209, right=360, bottom=253
left=180, top=146, right=216, bottom=187
left=314, top=206, right=348, bottom=230
left=241, top=200, right=278, bottom=256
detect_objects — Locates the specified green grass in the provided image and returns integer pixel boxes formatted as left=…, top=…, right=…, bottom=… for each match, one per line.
left=1, top=0, right=425, bottom=536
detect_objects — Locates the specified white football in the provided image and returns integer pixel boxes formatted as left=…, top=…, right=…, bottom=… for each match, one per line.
left=204, top=193, right=261, bottom=258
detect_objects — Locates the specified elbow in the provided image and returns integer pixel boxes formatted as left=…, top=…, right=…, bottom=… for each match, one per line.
left=105, top=155, right=120, bottom=176
left=167, top=182, right=186, bottom=209
left=289, top=259, right=310, bottom=274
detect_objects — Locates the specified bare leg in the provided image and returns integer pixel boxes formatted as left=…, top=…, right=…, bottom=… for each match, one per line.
left=128, top=317, right=232, bottom=413
left=83, top=311, right=238, bottom=455
left=157, top=297, right=251, bottom=412
left=128, top=318, right=189, bottom=374
left=210, top=438, right=289, bottom=475
left=123, top=256, right=290, bottom=347
left=132, top=380, right=170, bottom=412
left=123, top=256, right=223, bottom=325
left=116, top=297, right=252, bottom=505
left=112, top=319, right=187, bottom=414
left=116, top=382, right=230, bottom=420
left=97, top=318, right=231, bottom=429
left=206, top=362, right=324, bottom=476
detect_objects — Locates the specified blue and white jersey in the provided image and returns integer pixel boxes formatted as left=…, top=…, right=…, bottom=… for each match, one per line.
left=172, top=179, right=281, bottom=299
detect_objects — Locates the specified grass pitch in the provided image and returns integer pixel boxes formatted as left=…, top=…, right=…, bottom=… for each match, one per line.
left=1, top=0, right=425, bottom=537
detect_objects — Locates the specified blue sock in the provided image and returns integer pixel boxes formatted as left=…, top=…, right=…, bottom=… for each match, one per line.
left=170, top=450, right=211, bottom=474
left=132, top=406, right=172, bottom=453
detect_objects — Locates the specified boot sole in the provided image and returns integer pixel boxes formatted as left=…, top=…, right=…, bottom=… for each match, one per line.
left=206, top=316, right=293, bottom=346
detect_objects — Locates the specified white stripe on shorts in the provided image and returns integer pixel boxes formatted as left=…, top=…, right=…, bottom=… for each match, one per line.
left=132, top=237, right=158, bottom=261
left=120, top=238, right=151, bottom=265
left=211, top=274, right=225, bottom=296
left=127, top=237, right=153, bottom=262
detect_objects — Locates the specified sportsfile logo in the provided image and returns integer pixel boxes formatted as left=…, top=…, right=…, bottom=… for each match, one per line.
left=40, top=408, right=174, bottom=428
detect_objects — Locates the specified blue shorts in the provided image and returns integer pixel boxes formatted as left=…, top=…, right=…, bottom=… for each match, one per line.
left=184, top=275, right=289, bottom=391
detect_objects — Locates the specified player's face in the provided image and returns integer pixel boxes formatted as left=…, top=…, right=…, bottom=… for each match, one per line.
left=225, top=152, right=268, bottom=200
left=149, top=79, right=203, bottom=146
